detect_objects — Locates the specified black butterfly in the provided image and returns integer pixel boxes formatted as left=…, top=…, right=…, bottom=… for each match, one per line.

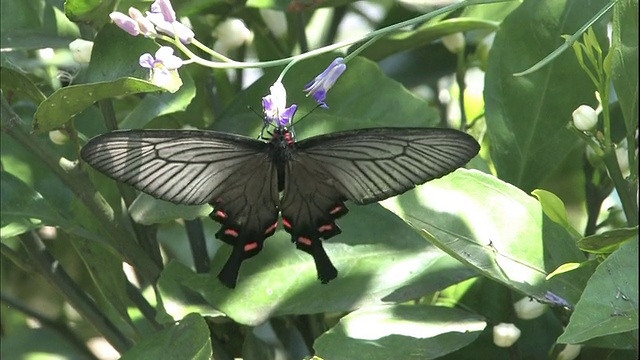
left=81, top=126, right=480, bottom=288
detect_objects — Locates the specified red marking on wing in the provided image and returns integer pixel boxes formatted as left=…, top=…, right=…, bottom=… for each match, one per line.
left=265, top=221, right=278, bottom=234
left=318, top=224, right=333, bottom=232
left=297, top=236, right=313, bottom=246
left=282, top=218, right=292, bottom=229
left=215, top=210, right=227, bottom=219
left=329, top=206, right=343, bottom=215
left=224, top=228, right=239, bottom=237
left=244, top=242, right=258, bottom=252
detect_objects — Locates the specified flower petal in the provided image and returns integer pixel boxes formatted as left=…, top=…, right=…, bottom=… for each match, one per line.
left=110, top=12, right=140, bottom=36
left=139, top=53, right=155, bottom=68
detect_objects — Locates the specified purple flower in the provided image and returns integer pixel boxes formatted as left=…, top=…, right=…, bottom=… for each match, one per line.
left=110, top=12, right=140, bottom=36
left=263, top=82, right=298, bottom=127
left=151, top=0, right=176, bottom=23
left=109, top=0, right=194, bottom=44
left=140, top=47, right=183, bottom=92
left=303, top=57, right=346, bottom=108
left=146, top=0, right=194, bottom=44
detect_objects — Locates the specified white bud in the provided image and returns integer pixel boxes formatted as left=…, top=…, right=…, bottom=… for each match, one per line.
left=69, top=39, right=94, bottom=64
left=557, top=344, right=581, bottom=360
left=260, top=9, right=287, bottom=38
left=442, top=33, right=465, bottom=54
left=49, top=130, right=69, bottom=145
left=213, top=18, right=252, bottom=54
left=572, top=105, right=598, bottom=131
left=513, top=297, right=548, bottom=320
left=493, top=323, right=521, bottom=348
left=615, top=143, right=630, bottom=177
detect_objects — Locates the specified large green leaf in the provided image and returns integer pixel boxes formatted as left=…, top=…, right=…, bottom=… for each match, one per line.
left=157, top=203, right=477, bottom=326
left=484, top=0, right=608, bottom=192
left=315, top=305, right=486, bottom=360
left=382, top=169, right=589, bottom=303
left=558, top=240, right=639, bottom=346
left=359, top=18, right=499, bottom=62
left=1, top=171, right=68, bottom=238
left=120, top=313, right=212, bottom=360
left=610, top=0, right=639, bottom=136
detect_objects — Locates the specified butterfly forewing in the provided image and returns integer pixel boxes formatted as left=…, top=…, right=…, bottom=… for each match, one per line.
left=293, top=127, right=480, bottom=204
left=81, top=130, right=280, bottom=288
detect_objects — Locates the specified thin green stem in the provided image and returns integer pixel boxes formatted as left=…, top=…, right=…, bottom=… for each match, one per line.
left=1, top=292, right=100, bottom=360
left=18, top=231, right=133, bottom=352
left=1, top=95, right=161, bottom=283
left=169, top=0, right=510, bottom=71
left=602, top=147, right=639, bottom=227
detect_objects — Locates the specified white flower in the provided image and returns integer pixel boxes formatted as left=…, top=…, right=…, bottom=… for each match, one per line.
left=139, top=47, right=184, bottom=93
left=213, top=18, right=252, bottom=54
left=442, top=33, right=465, bottom=54
left=557, top=344, right=581, bottom=360
left=260, top=9, right=287, bottom=37
left=68, top=39, right=94, bottom=64
left=493, top=323, right=521, bottom=348
left=572, top=105, right=598, bottom=131
left=514, top=297, right=548, bottom=320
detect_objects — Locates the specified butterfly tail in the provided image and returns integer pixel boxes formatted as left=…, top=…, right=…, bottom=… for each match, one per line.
left=294, top=237, right=338, bottom=283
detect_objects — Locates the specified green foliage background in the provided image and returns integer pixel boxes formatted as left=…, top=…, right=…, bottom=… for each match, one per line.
left=1, top=0, right=637, bottom=359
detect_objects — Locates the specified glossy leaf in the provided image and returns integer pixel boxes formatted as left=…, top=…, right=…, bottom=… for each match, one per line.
left=120, top=313, right=212, bottom=360
left=315, top=305, right=486, bottom=360
left=532, top=189, right=581, bottom=238
left=610, top=0, right=639, bottom=136
left=577, top=227, right=638, bottom=254
left=484, top=0, right=608, bottom=192
left=382, top=169, right=589, bottom=304
left=558, top=240, right=638, bottom=345
left=157, top=203, right=477, bottom=326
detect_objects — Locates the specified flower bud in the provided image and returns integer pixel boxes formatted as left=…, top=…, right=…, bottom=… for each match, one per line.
left=260, top=9, right=287, bottom=37
left=213, top=18, right=252, bottom=54
left=572, top=105, right=598, bottom=131
left=514, top=297, right=548, bottom=320
left=68, top=39, right=94, bottom=64
left=557, top=344, right=581, bottom=360
left=442, top=33, right=465, bottom=54
left=49, top=130, right=69, bottom=145
left=493, top=323, right=521, bottom=348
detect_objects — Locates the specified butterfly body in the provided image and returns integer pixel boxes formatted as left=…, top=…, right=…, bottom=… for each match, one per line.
left=81, top=126, right=479, bottom=288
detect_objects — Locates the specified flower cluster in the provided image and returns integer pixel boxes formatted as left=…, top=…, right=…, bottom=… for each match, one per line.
left=110, top=0, right=194, bottom=44
left=262, top=58, right=346, bottom=127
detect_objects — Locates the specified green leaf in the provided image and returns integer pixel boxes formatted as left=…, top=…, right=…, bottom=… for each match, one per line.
left=1, top=171, right=68, bottom=238
left=0, top=66, right=46, bottom=104
left=577, top=227, right=639, bottom=254
left=120, top=313, right=212, bottom=360
left=315, top=305, right=486, bottom=360
left=382, top=169, right=589, bottom=304
left=485, top=0, right=608, bottom=192
left=558, top=240, right=638, bottom=346
left=157, top=203, right=476, bottom=326
left=611, top=0, right=639, bottom=136
left=64, top=0, right=116, bottom=28
left=359, top=18, right=500, bottom=61
left=68, top=235, right=134, bottom=329
left=120, top=69, right=197, bottom=129
left=532, top=189, right=581, bottom=238
left=33, top=78, right=164, bottom=132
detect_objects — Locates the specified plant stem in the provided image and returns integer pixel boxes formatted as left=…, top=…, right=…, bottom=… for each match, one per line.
left=18, top=231, right=133, bottom=353
left=1, top=96, right=161, bottom=283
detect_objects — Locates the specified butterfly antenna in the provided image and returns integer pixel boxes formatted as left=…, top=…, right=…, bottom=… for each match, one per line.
left=292, top=104, right=322, bottom=127
left=247, top=105, right=272, bottom=139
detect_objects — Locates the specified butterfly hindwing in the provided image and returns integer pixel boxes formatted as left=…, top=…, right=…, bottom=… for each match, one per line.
left=279, top=127, right=479, bottom=283
left=81, top=130, right=280, bottom=288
